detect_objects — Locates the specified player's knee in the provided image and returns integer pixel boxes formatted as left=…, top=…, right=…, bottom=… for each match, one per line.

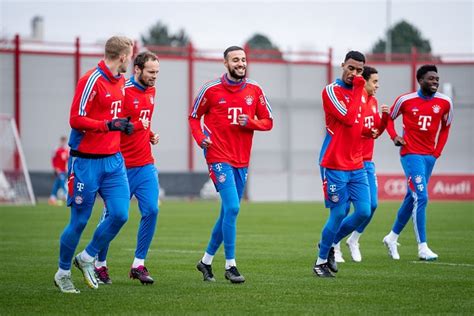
left=223, top=204, right=240, bottom=222
left=146, top=206, right=159, bottom=217
left=356, top=203, right=371, bottom=220
left=415, top=191, right=429, bottom=205
left=72, top=217, right=88, bottom=234
left=109, top=211, right=128, bottom=226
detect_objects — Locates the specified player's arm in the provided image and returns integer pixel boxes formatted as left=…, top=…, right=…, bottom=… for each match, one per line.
left=188, top=87, right=212, bottom=148
left=238, top=89, right=273, bottom=131
left=323, top=75, right=365, bottom=126
left=149, top=129, right=160, bottom=145
left=377, top=104, right=390, bottom=137
left=69, top=78, right=109, bottom=132
left=370, top=103, right=390, bottom=139
left=69, top=77, right=129, bottom=133
left=433, top=102, right=453, bottom=158
left=386, top=98, right=406, bottom=146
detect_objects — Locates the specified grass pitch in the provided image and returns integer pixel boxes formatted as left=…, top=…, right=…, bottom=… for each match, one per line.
left=0, top=200, right=473, bottom=314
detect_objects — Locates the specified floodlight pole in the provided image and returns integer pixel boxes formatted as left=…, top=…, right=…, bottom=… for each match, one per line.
left=385, top=0, right=392, bottom=62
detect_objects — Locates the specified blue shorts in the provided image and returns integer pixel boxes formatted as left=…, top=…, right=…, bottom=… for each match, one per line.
left=321, top=167, right=370, bottom=209
left=67, top=153, right=129, bottom=208
left=127, top=163, right=159, bottom=203
left=208, top=162, right=247, bottom=193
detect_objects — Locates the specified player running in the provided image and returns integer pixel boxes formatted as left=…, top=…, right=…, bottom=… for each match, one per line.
left=95, top=51, right=161, bottom=285
left=190, top=46, right=273, bottom=283
left=383, top=65, right=453, bottom=261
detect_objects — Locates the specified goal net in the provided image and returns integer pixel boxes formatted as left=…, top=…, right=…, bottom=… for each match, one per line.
left=0, top=114, right=36, bottom=205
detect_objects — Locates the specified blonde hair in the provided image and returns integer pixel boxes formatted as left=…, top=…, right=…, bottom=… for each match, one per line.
left=104, top=36, right=133, bottom=60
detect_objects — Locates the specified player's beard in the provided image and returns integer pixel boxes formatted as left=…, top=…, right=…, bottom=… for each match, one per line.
left=138, top=73, right=155, bottom=87
left=228, top=66, right=246, bottom=80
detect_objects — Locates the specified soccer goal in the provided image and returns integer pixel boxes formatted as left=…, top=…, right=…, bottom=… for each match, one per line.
left=0, top=114, right=36, bottom=205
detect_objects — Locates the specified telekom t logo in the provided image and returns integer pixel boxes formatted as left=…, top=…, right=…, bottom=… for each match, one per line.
left=76, top=182, right=84, bottom=192
left=364, top=116, right=374, bottom=128
left=110, top=100, right=122, bottom=119
left=139, top=110, right=151, bottom=121
left=418, top=115, right=432, bottom=131
left=228, top=107, right=242, bottom=125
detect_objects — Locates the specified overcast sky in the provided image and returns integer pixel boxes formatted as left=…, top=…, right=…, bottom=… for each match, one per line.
left=1, top=0, right=473, bottom=61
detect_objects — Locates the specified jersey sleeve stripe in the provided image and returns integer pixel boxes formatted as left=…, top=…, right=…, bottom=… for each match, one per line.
left=435, top=92, right=454, bottom=125
left=264, top=95, right=273, bottom=118
left=191, top=79, right=220, bottom=118
left=79, top=70, right=101, bottom=116
left=325, top=84, right=347, bottom=115
left=391, top=92, right=417, bottom=119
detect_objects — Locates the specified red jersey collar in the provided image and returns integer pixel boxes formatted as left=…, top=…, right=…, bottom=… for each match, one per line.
left=221, top=74, right=247, bottom=92
left=97, top=60, right=123, bottom=83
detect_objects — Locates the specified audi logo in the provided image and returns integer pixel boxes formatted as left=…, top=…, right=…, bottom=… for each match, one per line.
left=383, top=179, right=407, bottom=195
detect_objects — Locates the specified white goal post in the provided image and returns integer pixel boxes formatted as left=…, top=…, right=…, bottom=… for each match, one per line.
left=0, top=114, right=36, bottom=205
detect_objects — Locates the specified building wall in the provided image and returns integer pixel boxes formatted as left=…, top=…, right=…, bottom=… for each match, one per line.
left=1, top=51, right=473, bottom=200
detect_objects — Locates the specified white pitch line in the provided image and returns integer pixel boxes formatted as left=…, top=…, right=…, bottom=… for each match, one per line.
left=411, top=261, right=474, bottom=268
left=124, top=248, right=202, bottom=254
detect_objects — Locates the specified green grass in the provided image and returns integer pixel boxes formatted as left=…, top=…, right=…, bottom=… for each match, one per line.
left=0, top=200, right=473, bottom=314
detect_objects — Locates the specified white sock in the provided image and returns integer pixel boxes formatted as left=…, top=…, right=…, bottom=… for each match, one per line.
left=201, top=252, right=214, bottom=265
left=132, top=258, right=145, bottom=268
left=348, top=231, right=362, bottom=244
left=56, top=268, right=70, bottom=278
left=225, top=259, right=236, bottom=270
left=387, top=231, right=399, bottom=242
left=418, top=242, right=428, bottom=251
left=316, top=257, right=327, bottom=265
left=79, top=250, right=94, bottom=263
left=333, top=242, right=341, bottom=250
left=95, top=260, right=107, bottom=268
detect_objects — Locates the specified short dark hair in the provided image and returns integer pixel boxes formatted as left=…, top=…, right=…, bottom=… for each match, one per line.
left=362, top=66, right=378, bottom=81
left=134, top=51, right=159, bottom=70
left=344, top=50, right=365, bottom=63
left=416, top=64, right=438, bottom=81
left=224, top=46, right=244, bottom=59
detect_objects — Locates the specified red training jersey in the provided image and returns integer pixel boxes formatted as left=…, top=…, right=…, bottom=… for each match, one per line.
left=120, top=77, right=156, bottom=168
left=319, top=78, right=365, bottom=170
left=68, top=60, right=126, bottom=155
left=189, top=74, right=273, bottom=168
left=52, top=146, right=68, bottom=172
left=386, top=90, right=453, bottom=157
left=360, top=91, right=388, bottom=161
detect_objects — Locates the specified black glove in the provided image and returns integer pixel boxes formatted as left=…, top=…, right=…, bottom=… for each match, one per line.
left=107, top=118, right=130, bottom=132
left=124, top=117, right=134, bottom=135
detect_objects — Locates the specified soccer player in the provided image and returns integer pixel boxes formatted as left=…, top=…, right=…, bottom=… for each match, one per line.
left=333, top=66, right=390, bottom=263
left=383, top=65, right=453, bottom=261
left=190, top=46, right=273, bottom=283
left=95, top=51, right=161, bottom=285
left=54, top=36, right=134, bottom=294
left=49, top=135, right=69, bottom=206
left=313, top=51, right=371, bottom=278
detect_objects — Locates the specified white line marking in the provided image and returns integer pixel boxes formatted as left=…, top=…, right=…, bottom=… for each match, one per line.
left=411, top=261, right=474, bottom=268
left=124, top=248, right=202, bottom=254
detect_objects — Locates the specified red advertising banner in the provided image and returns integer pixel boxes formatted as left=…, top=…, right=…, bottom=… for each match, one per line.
left=378, top=174, right=474, bottom=201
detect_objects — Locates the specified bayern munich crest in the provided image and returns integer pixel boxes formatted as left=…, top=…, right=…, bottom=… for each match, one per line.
left=414, top=175, right=423, bottom=184
left=218, top=174, right=226, bottom=183
left=330, top=194, right=339, bottom=203
left=432, top=104, right=441, bottom=113
left=75, top=195, right=83, bottom=205
left=245, top=95, right=254, bottom=106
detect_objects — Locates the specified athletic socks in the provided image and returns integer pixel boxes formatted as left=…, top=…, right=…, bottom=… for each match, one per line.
left=202, top=252, right=214, bottom=265
left=132, top=258, right=145, bottom=268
